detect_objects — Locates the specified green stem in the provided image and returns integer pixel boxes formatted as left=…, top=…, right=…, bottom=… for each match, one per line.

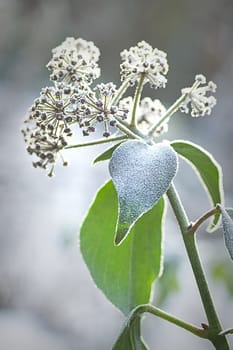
left=129, top=316, right=146, bottom=348
left=116, top=120, right=142, bottom=140
left=65, top=135, right=128, bottom=150
left=130, top=74, right=145, bottom=127
left=129, top=304, right=208, bottom=339
left=112, top=77, right=131, bottom=105
left=148, top=93, right=186, bottom=136
left=167, top=184, right=230, bottom=349
left=148, top=79, right=200, bottom=137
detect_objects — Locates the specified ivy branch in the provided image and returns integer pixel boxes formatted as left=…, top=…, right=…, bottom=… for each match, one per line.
left=22, top=38, right=232, bottom=350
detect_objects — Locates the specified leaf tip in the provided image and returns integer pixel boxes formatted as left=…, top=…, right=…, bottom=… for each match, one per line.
left=114, top=227, right=128, bottom=246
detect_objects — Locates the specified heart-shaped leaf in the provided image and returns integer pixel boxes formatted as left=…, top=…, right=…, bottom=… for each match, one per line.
left=109, top=140, right=178, bottom=244
left=217, top=205, right=233, bottom=261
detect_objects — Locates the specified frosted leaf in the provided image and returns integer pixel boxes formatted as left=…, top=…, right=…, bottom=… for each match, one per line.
left=109, top=140, right=178, bottom=244
left=218, top=205, right=233, bottom=261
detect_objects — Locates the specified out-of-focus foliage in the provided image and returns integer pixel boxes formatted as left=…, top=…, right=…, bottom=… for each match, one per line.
left=217, top=206, right=233, bottom=260
left=211, top=260, right=233, bottom=297
left=154, top=259, right=180, bottom=307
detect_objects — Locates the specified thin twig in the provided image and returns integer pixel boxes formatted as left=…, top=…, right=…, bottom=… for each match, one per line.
left=129, top=304, right=208, bottom=339
left=188, top=207, right=219, bottom=234
left=65, top=135, right=128, bottom=149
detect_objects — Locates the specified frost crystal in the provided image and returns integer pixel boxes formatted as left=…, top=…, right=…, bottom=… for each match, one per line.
left=180, top=75, right=217, bottom=117
left=75, top=83, right=129, bottom=137
left=47, top=37, right=100, bottom=86
left=120, top=41, right=169, bottom=89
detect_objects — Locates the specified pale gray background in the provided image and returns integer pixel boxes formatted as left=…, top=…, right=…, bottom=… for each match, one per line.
left=0, top=0, right=233, bottom=349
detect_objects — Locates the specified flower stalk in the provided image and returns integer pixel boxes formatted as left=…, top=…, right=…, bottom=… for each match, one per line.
left=111, top=77, right=132, bottom=106
left=130, top=73, right=145, bottom=126
left=65, top=135, right=128, bottom=149
left=148, top=92, right=187, bottom=136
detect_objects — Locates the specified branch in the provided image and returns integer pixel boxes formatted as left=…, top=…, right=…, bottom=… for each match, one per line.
left=65, top=135, right=128, bottom=150
left=188, top=207, right=219, bottom=234
left=219, top=328, right=233, bottom=336
left=129, top=304, right=208, bottom=339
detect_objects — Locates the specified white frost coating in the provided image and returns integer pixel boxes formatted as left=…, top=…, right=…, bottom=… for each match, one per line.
left=219, top=206, right=233, bottom=261
left=109, top=140, right=178, bottom=243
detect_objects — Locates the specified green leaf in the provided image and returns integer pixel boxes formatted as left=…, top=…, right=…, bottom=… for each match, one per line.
left=109, top=140, right=178, bottom=244
left=217, top=205, right=233, bottom=261
left=171, top=140, right=223, bottom=231
left=211, top=260, right=233, bottom=295
left=112, top=317, right=148, bottom=350
left=93, top=143, right=123, bottom=164
left=80, top=180, right=165, bottom=315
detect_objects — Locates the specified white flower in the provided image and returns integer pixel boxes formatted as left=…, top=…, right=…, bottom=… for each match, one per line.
left=22, top=123, right=68, bottom=177
left=52, top=38, right=100, bottom=63
left=120, top=41, right=169, bottom=89
left=138, top=97, right=168, bottom=135
left=27, top=83, right=79, bottom=137
left=47, top=37, right=100, bottom=86
left=76, top=83, right=129, bottom=137
left=180, top=75, right=217, bottom=117
left=119, top=96, right=168, bottom=136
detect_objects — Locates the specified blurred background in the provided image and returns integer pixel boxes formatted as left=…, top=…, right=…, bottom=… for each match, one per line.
left=0, top=0, right=233, bottom=349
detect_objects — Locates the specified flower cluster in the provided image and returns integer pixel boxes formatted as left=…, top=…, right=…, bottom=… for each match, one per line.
left=76, top=83, right=129, bottom=137
left=22, top=37, right=217, bottom=176
left=120, top=41, right=169, bottom=89
left=47, top=37, right=100, bottom=86
left=27, top=84, right=79, bottom=136
left=22, top=122, right=68, bottom=177
left=138, top=98, right=168, bottom=135
left=119, top=97, right=168, bottom=136
left=180, top=74, right=217, bottom=117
